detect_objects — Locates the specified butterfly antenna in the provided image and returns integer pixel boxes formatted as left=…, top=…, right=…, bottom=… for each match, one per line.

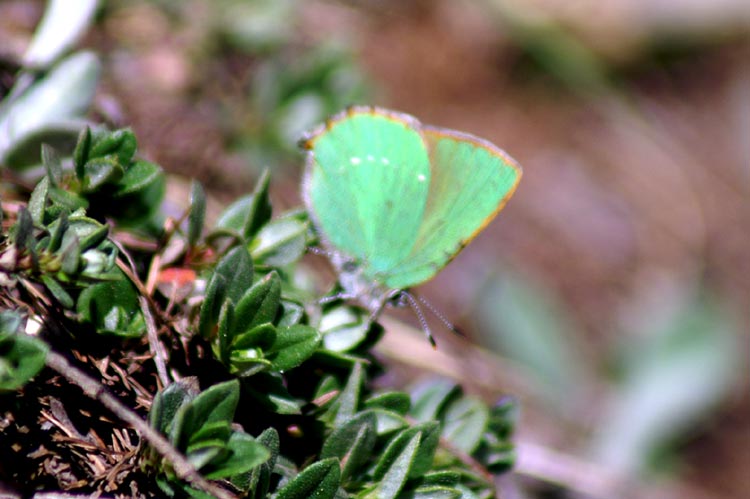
left=400, top=291, right=437, bottom=348
left=415, top=293, right=465, bottom=337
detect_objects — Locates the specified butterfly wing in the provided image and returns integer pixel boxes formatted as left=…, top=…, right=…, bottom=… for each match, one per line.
left=382, top=126, right=522, bottom=289
left=302, top=108, right=432, bottom=276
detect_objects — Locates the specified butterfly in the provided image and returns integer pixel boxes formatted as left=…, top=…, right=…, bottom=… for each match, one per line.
left=300, top=106, right=522, bottom=345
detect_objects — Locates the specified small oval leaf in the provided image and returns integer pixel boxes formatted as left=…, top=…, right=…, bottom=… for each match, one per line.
left=275, top=457, right=341, bottom=499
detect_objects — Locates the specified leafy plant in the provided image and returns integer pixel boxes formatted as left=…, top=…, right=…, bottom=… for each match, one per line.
left=0, top=4, right=516, bottom=494
left=1, top=127, right=165, bottom=338
left=147, top=379, right=272, bottom=496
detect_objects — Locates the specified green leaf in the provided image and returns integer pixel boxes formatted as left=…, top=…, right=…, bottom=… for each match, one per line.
left=231, top=323, right=277, bottom=351
left=365, top=392, right=411, bottom=415
left=115, top=159, right=162, bottom=196
left=0, top=121, right=91, bottom=171
left=479, top=440, right=515, bottom=474
left=41, top=144, right=63, bottom=185
left=377, top=422, right=440, bottom=481
left=186, top=441, right=225, bottom=470
left=28, top=177, right=50, bottom=226
left=419, top=470, right=460, bottom=488
left=251, top=216, right=308, bottom=267
left=95, top=164, right=165, bottom=226
left=82, top=157, right=124, bottom=192
left=321, top=411, right=377, bottom=481
left=217, top=300, right=235, bottom=364
left=65, top=215, right=108, bottom=251
left=198, top=272, right=225, bottom=339
left=73, top=126, right=92, bottom=179
left=228, top=324, right=277, bottom=377
left=58, top=231, right=80, bottom=276
left=441, top=397, right=489, bottom=454
left=240, top=427, right=279, bottom=497
left=369, top=408, right=409, bottom=436
left=243, top=169, right=272, bottom=240
left=46, top=211, right=68, bottom=253
left=188, top=421, right=232, bottom=452
left=47, top=185, right=88, bottom=215
left=149, top=378, right=199, bottom=436
left=410, top=379, right=460, bottom=423
left=0, top=313, right=49, bottom=392
left=242, top=373, right=302, bottom=415
left=202, top=431, right=271, bottom=479
left=216, top=246, right=254, bottom=305
left=278, top=299, right=305, bottom=327
left=13, top=207, right=34, bottom=252
left=369, top=433, right=421, bottom=499
left=215, top=195, right=255, bottom=235
left=174, top=380, right=240, bottom=450
left=487, top=397, right=517, bottom=440
left=320, top=305, right=370, bottom=352
left=332, top=362, right=364, bottom=427
left=199, top=246, right=253, bottom=337
left=76, top=272, right=144, bottom=337
left=188, top=180, right=206, bottom=246
left=275, top=457, right=341, bottom=499
left=235, top=271, right=281, bottom=331
left=40, top=274, right=74, bottom=309
left=400, top=486, right=462, bottom=499
left=88, top=128, right=137, bottom=167
left=267, top=325, right=321, bottom=372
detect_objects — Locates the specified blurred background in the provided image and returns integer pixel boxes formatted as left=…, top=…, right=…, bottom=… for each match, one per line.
left=1, top=0, right=748, bottom=498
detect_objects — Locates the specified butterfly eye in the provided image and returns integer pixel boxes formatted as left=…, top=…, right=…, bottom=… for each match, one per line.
left=391, top=291, right=408, bottom=308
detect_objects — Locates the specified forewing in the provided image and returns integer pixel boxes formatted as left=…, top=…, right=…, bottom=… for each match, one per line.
left=383, top=126, right=522, bottom=289
left=303, top=108, right=432, bottom=275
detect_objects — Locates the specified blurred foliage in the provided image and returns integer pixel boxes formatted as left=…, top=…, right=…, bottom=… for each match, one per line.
left=0, top=0, right=101, bottom=171
left=239, top=42, right=370, bottom=170
left=591, top=291, right=740, bottom=475
left=474, top=269, right=742, bottom=479
left=182, top=0, right=371, bottom=172
left=475, top=270, right=588, bottom=410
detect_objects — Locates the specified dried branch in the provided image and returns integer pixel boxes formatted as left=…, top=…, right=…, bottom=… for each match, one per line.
left=44, top=349, right=236, bottom=499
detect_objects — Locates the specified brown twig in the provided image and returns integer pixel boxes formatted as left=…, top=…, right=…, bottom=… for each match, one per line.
left=114, top=256, right=171, bottom=388
left=140, top=294, right=171, bottom=388
left=44, top=349, right=236, bottom=499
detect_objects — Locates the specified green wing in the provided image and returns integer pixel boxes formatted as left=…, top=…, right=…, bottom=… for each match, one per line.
left=383, top=126, right=522, bottom=289
left=303, top=108, right=432, bottom=275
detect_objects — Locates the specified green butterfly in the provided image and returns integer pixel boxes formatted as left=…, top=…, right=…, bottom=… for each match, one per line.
left=301, top=106, right=522, bottom=344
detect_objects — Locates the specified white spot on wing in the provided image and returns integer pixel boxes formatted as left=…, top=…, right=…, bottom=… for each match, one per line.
left=417, top=173, right=426, bottom=182
left=350, top=157, right=361, bottom=165
left=381, top=157, right=390, bottom=165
